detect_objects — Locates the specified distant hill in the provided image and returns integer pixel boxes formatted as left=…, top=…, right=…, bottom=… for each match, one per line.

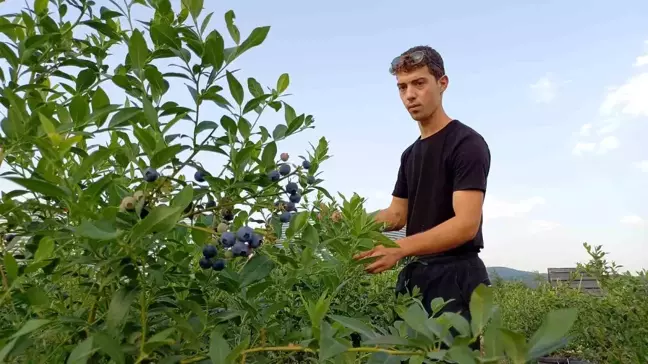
left=487, top=266, right=547, bottom=288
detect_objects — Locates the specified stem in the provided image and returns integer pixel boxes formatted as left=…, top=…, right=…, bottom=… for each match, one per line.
left=177, top=223, right=215, bottom=235
left=138, top=289, right=147, bottom=361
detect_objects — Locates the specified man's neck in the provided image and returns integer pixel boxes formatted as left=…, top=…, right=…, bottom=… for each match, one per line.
left=417, top=108, right=453, bottom=139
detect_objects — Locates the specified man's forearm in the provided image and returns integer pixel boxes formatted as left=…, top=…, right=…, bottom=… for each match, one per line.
left=372, top=209, right=405, bottom=232
left=396, top=216, right=478, bottom=257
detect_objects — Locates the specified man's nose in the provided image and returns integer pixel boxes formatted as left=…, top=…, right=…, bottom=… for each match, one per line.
left=405, top=88, right=416, bottom=101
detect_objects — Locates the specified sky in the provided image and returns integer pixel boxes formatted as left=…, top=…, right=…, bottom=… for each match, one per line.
left=0, top=0, right=647, bottom=273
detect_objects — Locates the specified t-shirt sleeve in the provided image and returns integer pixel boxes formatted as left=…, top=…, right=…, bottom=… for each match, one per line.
left=451, top=135, right=491, bottom=192
left=392, top=149, right=409, bottom=198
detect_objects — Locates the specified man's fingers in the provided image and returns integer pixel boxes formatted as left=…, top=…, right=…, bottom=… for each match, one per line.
left=365, top=258, right=385, bottom=274
left=353, top=249, right=374, bottom=260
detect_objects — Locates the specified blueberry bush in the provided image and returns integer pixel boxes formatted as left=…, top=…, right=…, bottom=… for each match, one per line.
left=0, top=1, right=578, bottom=363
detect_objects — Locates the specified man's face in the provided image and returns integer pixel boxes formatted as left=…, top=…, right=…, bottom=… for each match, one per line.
left=395, top=66, right=448, bottom=122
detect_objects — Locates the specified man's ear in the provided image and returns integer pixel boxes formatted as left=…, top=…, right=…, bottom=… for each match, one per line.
left=439, top=75, right=449, bottom=93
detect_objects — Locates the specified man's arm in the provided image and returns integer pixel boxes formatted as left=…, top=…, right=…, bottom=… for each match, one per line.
left=372, top=196, right=408, bottom=232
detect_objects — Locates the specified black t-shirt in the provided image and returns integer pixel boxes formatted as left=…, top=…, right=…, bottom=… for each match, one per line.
left=392, top=119, right=490, bottom=257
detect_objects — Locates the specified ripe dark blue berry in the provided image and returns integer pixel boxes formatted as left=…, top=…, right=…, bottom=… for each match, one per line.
left=280, top=211, right=291, bottom=223
left=144, top=167, right=159, bottom=182
left=279, top=164, right=291, bottom=176
left=199, top=257, right=211, bottom=269
left=231, top=240, right=248, bottom=257
left=249, top=234, right=263, bottom=248
left=289, top=192, right=301, bottom=203
left=212, top=259, right=226, bottom=271
left=286, top=202, right=296, bottom=212
left=236, top=226, right=254, bottom=242
left=286, top=182, right=298, bottom=195
left=268, top=170, right=280, bottom=182
left=307, top=175, right=316, bottom=184
left=206, top=200, right=216, bottom=208
left=4, top=233, right=15, bottom=242
left=302, top=160, right=311, bottom=169
left=222, top=210, right=234, bottom=221
left=194, top=170, right=206, bottom=182
left=221, top=232, right=236, bottom=247
left=202, top=244, right=217, bottom=258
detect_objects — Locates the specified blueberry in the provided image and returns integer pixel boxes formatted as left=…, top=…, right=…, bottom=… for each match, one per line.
left=268, top=170, right=280, bottom=182
left=199, top=257, right=211, bottom=269
left=249, top=233, right=263, bottom=248
left=194, top=170, right=206, bottom=182
left=231, top=240, right=249, bottom=257
left=286, top=202, right=296, bottom=212
left=302, top=160, right=311, bottom=169
left=307, top=175, right=316, bottom=184
left=220, top=232, right=236, bottom=247
left=222, top=210, right=234, bottom=221
left=144, top=167, right=159, bottom=182
left=236, top=226, right=254, bottom=242
left=286, top=182, right=298, bottom=195
left=279, top=164, right=291, bottom=176
left=289, top=192, right=301, bottom=203
left=280, top=211, right=291, bottom=223
left=280, top=152, right=289, bottom=161
left=212, top=259, right=226, bottom=271
left=4, top=234, right=15, bottom=242
left=206, top=200, right=216, bottom=208
left=202, top=244, right=217, bottom=258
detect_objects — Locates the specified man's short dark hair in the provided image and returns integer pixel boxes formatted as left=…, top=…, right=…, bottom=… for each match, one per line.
left=392, top=45, right=445, bottom=80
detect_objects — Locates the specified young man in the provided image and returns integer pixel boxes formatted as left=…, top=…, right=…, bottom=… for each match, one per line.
left=354, top=46, right=492, bottom=348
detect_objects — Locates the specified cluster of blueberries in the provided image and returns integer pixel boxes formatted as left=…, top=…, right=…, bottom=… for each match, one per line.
left=198, top=226, right=263, bottom=271
left=267, top=154, right=315, bottom=223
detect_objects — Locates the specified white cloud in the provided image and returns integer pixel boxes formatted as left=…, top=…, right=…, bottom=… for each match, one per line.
left=620, top=215, right=644, bottom=225
left=572, top=142, right=596, bottom=155
left=530, top=75, right=557, bottom=103
left=600, top=72, right=648, bottom=117
left=579, top=123, right=592, bottom=136
left=596, top=119, right=621, bottom=135
left=484, top=196, right=545, bottom=220
left=529, top=220, right=560, bottom=234
left=636, top=160, right=648, bottom=172
left=597, top=135, right=620, bottom=154
left=633, top=40, right=648, bottom=67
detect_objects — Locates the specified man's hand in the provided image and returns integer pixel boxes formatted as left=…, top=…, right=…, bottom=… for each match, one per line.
left=353, top=245, right=405, bottom=274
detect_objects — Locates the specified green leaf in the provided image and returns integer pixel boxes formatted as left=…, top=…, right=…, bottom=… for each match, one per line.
left=272, top=124, right=287, bottom=140
left=526, top=308, right=578, bottom=361
left=395, top=304, right=436, bottom=341
left=75, top=220, right=122, bottom=241
left=128, top=29, right=150, bottom=71
left=226, top=71, right=244, bottom=105
left=76, top=69, right=96, bottom=92
left=220, top=115, right=237, bottom=137
left=4, top=254, right=18, bottom=280
left=94, top=332, right=125, bottom=364
left=142, top=97, right=159, bottom=130
left=242, top=95, right=268, bottom=114
left=239, top=254, right=275, bottom=287
left=499, top=329, right=528, bottom=364
left=108, top=107, right=141, bottom=128
left=238, top=26, right=270, bottom=55
left=247, top=77, right=264, bottom=97
left=237, top=117, right=251, bottom=139
left=182, top=0, right=203, bottom=19
left=260, top=141, right=277, bottom=168
left=276, top=73, right=289, bottom=94
left=447, top=346, right=476, bottom=364
left=27, top=286, right=49, bottom=306
left=329, top=315, right=377, bottom=339
left=469, top=284, right=495, bottom=337
left=224, top=10, right=240, bottom=44
left=287, top=211, right=309, bottom=238
left=6, top=177, right=69, bottom=200
left=66, top=337, right=95, bottom=364
left=92, top=87, right=111, bottom=126
left=81, top=20, right=120, bottom=40
left=196, top=120, right=218, bottom=135
left=203, top=30, right=224, bottom=70
left=209, top=329, right=231, bottom=364
left=302, top=224, right=319, bottom=246
left=131, top=205, right=181, bottom=242
left=70, top=95, right=90, bottom=126
left=150, top=144, right=183, bottom=168
left=34, top=237, right=54, bottom=261
left=191, top=223, right=210, bottom=245
left=34, top=0, right=48, bottom=14
left=107, top=288, right=137, bottom=331
left=483, top=306, right=504, bottom=359
left=10, top=319, right=51, bottom=340
left=151, top=23, right=180, bottom=49
left=319, top=321, right=347, bottom=361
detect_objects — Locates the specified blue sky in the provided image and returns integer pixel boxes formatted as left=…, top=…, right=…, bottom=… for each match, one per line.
left=0, top=0, right=646, bottom=272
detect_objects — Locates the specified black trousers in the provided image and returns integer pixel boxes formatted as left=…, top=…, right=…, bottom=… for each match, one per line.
left=394, top=253, right=491, bottom=352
